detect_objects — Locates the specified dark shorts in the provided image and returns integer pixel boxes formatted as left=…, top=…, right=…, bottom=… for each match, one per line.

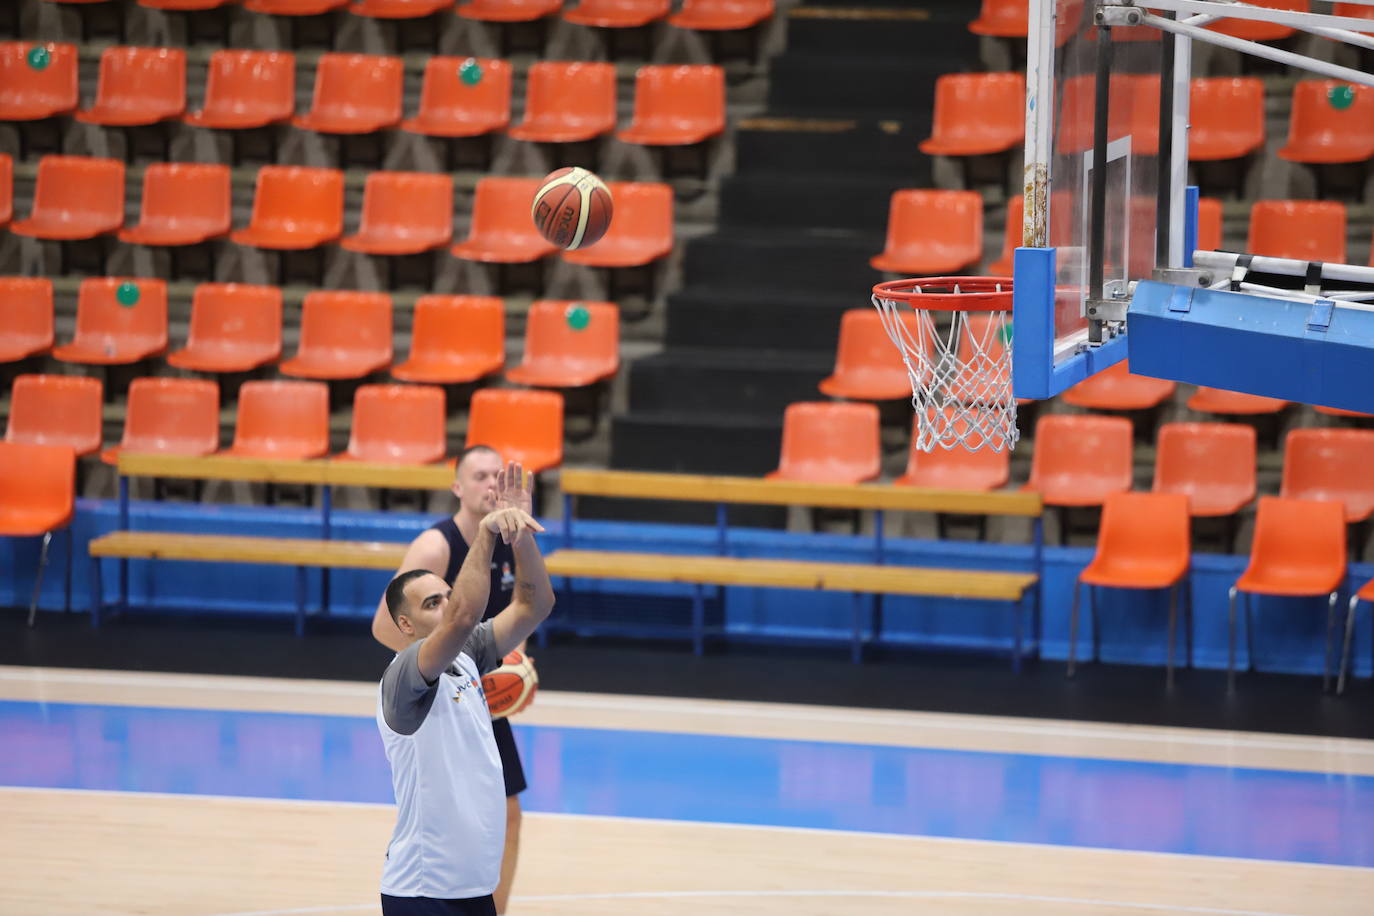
left=491, top=715, right=527, bottom=797
left=381, top=894, right=495, bottom=916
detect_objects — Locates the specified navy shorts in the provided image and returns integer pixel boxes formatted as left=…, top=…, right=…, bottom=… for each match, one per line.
left=381, top=894, right=495, bottom=916
left=491, top=716, right=527, bottom=797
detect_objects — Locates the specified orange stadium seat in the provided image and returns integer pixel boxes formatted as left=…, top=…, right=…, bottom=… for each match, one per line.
left=456, top=0, right=562, bottom=21
left=1277, top=80, right=1374, bottom=164
left=766, top=401, right=881, bottom=485
left=870, top=190, right=983, bottom=275
left=617, top=65, right=726, bottom=146
left=1196, top=197, right=1223, bottom=252
left=566, top=0, right=669, bottom=28
left=52, top=278, right=167, bottom=365
left=506, top=300, right=620, bottom=388
left=0, top=154, right=11, bottom=228
left=0, top=278, right=54, bottom=363
left=1281, top=428, right=1374, bottom=524
left=1024, top=414, right=1134, bottom=507
left=5, top=374, right=104, bottom=457
left=341, top=172, right=454, bottom=255
left=75, top=46, right=185, bottom=126
left=350, top=0, right=457, bottom=15
left=1207, top=0, right=1305, bottom=42
left=294, top=53, right=404, bottom=135
left=224, top=380, right=330, bottom=460
left=339, top=384, right=448, bottom=464
left=450, top=177, right=559, bottom=263
left=101, top=377, right=220, bottom=464
left=562, top=181, right=673, bottom=268
left=138, top=0, right=236, bottom=9
left=10, top=155, right=124, bottom=241
left=465, top=388, right=565, bottom=473
left=969, top=0, right=1028, bottom=37
left=1186, top=386, right=1288, bottom=415
left=184, top=50, right=295, bottom=130
left=0, top=42, right=79, bottom=120
left=401, top=57, right=511, bottom=137
left=0, top=441, right=75, bottom=537
left=231, top=166, right=344, bottom=250
left=118, top=163, right=232, bottom=247
left=1153, top=422, right=1256, bottom=517
left=1188, top=78, right=1266, bottom=161
left=1315, top=404, right=1374, bottom=418
left=919, top=72, right=1025, bottom=157
left=508, top=62, right=617, bottom=143
left=1248, top=200, right=1346, bottom=263
left=668, top=0, right=773, bottom=30
left=243, top=0, right=350, bottom=13
left=894, top=411, right=1010, bottom=491
left=818, top=308, right=919, bottom=401
left=1061, top=360, right=1176, bottom=411
left=392, top=295, right=505, bottom=384
left=167, top=283, right=283, bottom=373
left=279, top=291, right=393, bottom=380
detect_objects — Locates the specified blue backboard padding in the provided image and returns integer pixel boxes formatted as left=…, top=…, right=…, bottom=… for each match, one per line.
left=1183, top=186, right=1199, bottom=269
left=1128, top=280, right=1374, bottom=414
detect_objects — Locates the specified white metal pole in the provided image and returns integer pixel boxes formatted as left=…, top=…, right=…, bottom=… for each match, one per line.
left=1023, top=0, right=1058, bottom=250
left=1168, top=24, right=1191, bottom=267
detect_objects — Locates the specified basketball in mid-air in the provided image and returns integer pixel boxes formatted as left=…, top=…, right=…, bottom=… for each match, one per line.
left=481, top=650, right=538, bottom=719
left=531, top=167, right=613, bottom=250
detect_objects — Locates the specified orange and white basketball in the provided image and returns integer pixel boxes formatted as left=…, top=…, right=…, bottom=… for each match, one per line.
left=481, top=650, right=538, bottom=719
left=531, top=166, right=613, bottom=250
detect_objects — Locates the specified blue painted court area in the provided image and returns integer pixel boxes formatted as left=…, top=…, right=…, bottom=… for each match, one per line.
left=3, top=699, right=1373, bottom=868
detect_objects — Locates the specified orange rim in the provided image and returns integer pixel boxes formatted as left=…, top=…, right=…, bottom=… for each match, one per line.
left=872, top=276, right=1014, bottom=311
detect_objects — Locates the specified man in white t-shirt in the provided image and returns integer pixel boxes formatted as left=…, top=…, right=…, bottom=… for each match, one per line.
left=376, top=462, right=553, bottom=916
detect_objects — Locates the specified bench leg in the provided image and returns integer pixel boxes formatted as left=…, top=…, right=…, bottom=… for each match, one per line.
left=26, top=531, right=53, bottom=628
left=691, top=584, right=705, bottom=656
left=1227, top=586, right=1239, bottom=692
left=1067, top=579, right=1083, bottom=678
left=1012, top=592, right=1024, bottom=674
left=1338, top=595, right=1360, bottom=695
left=851, top=592, right=864, bottom=664
left=1166, top=583, right=1179, bottom=690
left=90, top=555, right=103, bottom=629
left=295, top=565, right=307, bottom=638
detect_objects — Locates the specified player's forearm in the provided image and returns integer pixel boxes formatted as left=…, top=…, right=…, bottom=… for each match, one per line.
left=422, top=525, right=497, bottom=672
left=511, top=534, right=555, bottom=621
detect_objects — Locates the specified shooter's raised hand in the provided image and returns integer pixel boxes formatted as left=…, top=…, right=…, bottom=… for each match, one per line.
left=495, top=459, right=534, bottom=516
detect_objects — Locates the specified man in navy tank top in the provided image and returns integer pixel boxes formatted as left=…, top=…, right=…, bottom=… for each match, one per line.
left=373, top=445, right=547, bottom=913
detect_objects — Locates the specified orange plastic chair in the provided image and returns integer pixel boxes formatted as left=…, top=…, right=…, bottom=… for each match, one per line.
left=339, top=384, right=448, bottom=464
left=139, top=0, right=236, bottom=8
left=508, top=61, right=617, bottom=143
left=456, top=0, right=562, bottom=21
left=919, top=72, right=1025, bottom=157
left=0, top=42, right=79, bottom=120
left=0, top=440, right=76, bottom=625
left=450, top=177, right=560, bottom=263
left=1315, top=404, right=1373, bottom=418
left=465, top=388, right=565, bottom=473
left=969, top=0, right=1027, bottom=37
left=350, top=0, right=456, bottom=16
left=1338, top=575, right=1374, bottom=694
left=231, top=166, right=345, bottom=250
left=1228, top=495, right=1346, bottom=690
left=167, top=283, right=283, bottom=373
left=894, top=410, right=1009, bottom=491
left=765, top=401, right=881, bottom=484
left=101, top=377, right=220, bottom=465
left=1152, top=422, right=1256, bottom=517
left=224, top=380, right=330, bottom=459
left=1207, top=0, right=1305, bottom=42
left=401, top=56, right=511, bottom=137
left=1061, top=360, right=1176, bottom=411
left=617, top=65, right=726, bottom=146
left=1188, top=77, right=1266, bottom=161
left=393, top=295, right=505, bottom=384
left=818, top=308, right=919, bottom=401
left=668, top=0, right=773, bottom=30
left=118, top=163, right=232, bottom=247
left=243, top=0, right=350, bottom=13
left=989, top=195, right=1022, bottom=276
left=1277, top=80, right=1374, bottom=164
left=1069, top=491, right=1192, bottom=682
left=341, top=172, right=454, bottom=255
left=1281, top=428, right=1374, bottom=524
left=52, top=278, right=168, bottom=365
left=184, top=50, right=295, bottom=130
left=1248, top=200, right=1346, bottom=263
left=0, top=154, right=10, bottom=229
left=1024, top=414, right=1134, bottom=507
left=10, top=156, right=125, bottom=241
left=566, top=0, right=669, bottom=28
left=506, top=300, right=619, bottom=388
left=1187, top=386, right=1287, bottom=415
left=279, top=291, right=393, bottom=380
left=293, top=53, right=404, bottom=135
left=0, top=277, right=55, bottom=363
left=870, top=190, right=983, bottom=275
left=1196, top=197, right=1223, bottom=252
left=5, top=374, right=103, bottom=456
left=74, top=46, right=185, bottom=126
left=562, top=181, right=673, bottom=267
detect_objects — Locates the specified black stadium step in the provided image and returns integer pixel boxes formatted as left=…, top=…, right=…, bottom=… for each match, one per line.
left=733, top=119, right=931, bottom=178
left=784, top=6, right=978, bottom=61
left=765, top=53, right=943, bottom=119
left=664, top=288, right=857, bottom=353
left=719, top=173, right=911, bottom=232
left=626, top=348, right=834, bottom=419
left=681, top=230, right=884, bottom=296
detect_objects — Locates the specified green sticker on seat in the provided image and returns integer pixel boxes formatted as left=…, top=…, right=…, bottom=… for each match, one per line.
left=116, top=282, right=140, bottom=306
left=565, top=303, right=590, bottom=331
left=460, top=58, right=482, bottom=86
left=1329, top=84, right=1355, bottom=111
left=27, top=46, right=50, bottom=70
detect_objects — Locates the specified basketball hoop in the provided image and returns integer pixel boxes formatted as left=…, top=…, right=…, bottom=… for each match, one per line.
left=871, top=276, right=1017, bottom=453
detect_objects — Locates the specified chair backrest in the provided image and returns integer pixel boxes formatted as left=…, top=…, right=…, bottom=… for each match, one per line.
left=1153, top=422, right=1256, bottom=515
left=350, top=0, right=456, bottom=14
left=297, top=291, right=393, bottom=360
left=1061, top=359, right=1176, bottom=410
left=229, top=380, right=330, bottom=459
left=0, top=41, right=80, bottom=119
left=354, top=171, right=454, bottom=246
left=1186, top=385, right=1287, bottom=414
left=6, top=373, right=104, bottom=456
left=1248, top=200, right=1346, bottom=262
left=407, top=294, right=505, bottom=364
left=519, top=61, right=616, bottom=130
left=1279, top=79, right=1374, bottom=163
left=1196, top=197, right=1223, bottom=251
left=85, top=45, right=186, bottom=120
left=1281, top=428, right=1374, bottom=522
left=1207, top=0, right=1305, bottom=40
left=183, top=283, right=282, bottom=358
left=302, top=53, right=404, bottom=126
left=72, top=277, right=169, bottom=352
left=899, top=409, right=1009, bottom=490
left=26, top=155, right=125, bottom=231
left=132, top=162, right=232, bottom=238
left=411, top=55, right=510, bottom=130
left=517, top=300, right=619, bottom=379
left=594, top=181, right=673, bottom=248
left=1093, top=491, right=1191, bottom=574
left=922, top=72, right=1026, bottom=157
left=771, top=401, right=881, bottom=484
left=118, top=377, right=220, bottom=456
left=190, top=49, right=295, bottom=126
left=0, top=277, right=54, bottom=355
left=630, top=65, right=725, bottom=133
left=1248, top=495, right=1347, bottom=586
left=247, top=165, right=345, bottom=236
left=456, top=0, right=563, bottom=21
left=466, top=177, right=545, bottom=238
left=1027, top=414, right=1134, bottom=502
left=571, top=0, right=670, bottom=26
left=346, top=384, right=447, bottom=464
left=820, top=308, right=918, bottom=400
left=1188, top=77, right=1266, bottom=160
left=969, top=0, right=1028, bottom=36
left=465, top=388, right=565, bottom=472
left=882, top=189, right=983, bottom=257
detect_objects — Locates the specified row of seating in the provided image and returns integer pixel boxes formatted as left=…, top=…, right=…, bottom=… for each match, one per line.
left=970, top=0, right=1374, bottom=42
left=0, top=44, right=726, bottom=146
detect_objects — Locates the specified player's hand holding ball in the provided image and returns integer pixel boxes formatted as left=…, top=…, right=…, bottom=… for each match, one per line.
left=482, top=650, right=538, bottom=719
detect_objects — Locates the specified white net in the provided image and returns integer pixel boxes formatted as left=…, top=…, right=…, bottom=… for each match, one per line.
left=871, top=279, right=1018, bottom=453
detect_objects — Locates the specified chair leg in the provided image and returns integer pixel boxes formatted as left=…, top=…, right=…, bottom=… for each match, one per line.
left=1243, top=592, right=1255, bottom=672
left=26, top=531, right=54, bottom=627
left=1227, top=586, right=1239, bottom=692
left=1184, top=577, right=1194, bottom=669
left=1324, top=591, right=1339, bottom=693
left=1067, top=578, right=1082, bottom=678
left=1088, top=585, right=1100, bottom=663
left=1166, top=583, right=1178, bottom=689
left=1338, top=595, right=1360, bottom=696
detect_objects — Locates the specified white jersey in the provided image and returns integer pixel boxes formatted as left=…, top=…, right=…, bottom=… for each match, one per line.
left=376, top=622, right=505, bottom=899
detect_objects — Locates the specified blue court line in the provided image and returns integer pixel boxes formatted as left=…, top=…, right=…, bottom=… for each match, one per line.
left=3, top=700, right=1373, bottom=868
